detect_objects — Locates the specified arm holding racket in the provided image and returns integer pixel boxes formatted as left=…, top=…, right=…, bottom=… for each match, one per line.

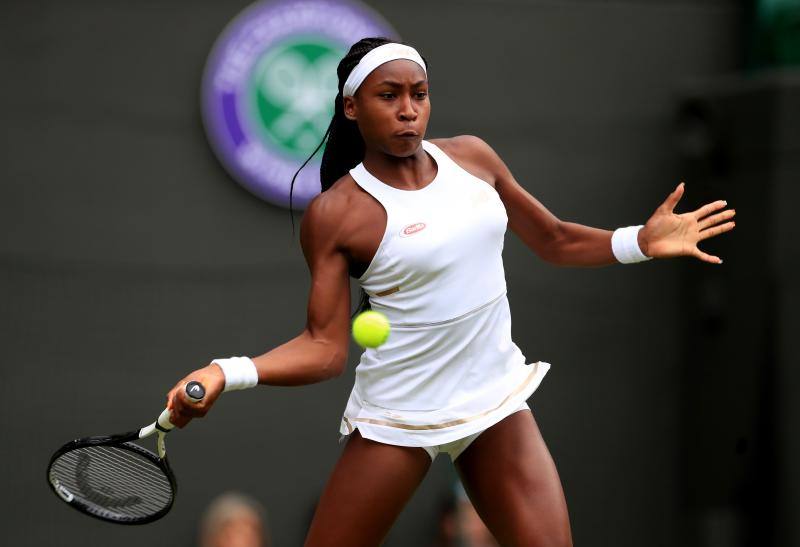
left=50, top=192, right=353, bottom=522
left=166, top=192, right=352, bottom=427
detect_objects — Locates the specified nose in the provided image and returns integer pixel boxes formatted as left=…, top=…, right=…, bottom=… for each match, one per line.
left=397, top=93, right=418, bottom=122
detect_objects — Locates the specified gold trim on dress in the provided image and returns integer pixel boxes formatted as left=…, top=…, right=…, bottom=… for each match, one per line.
left=349, top=364, right=539, bottom=431
left=375, top=286, right=400, bottom=297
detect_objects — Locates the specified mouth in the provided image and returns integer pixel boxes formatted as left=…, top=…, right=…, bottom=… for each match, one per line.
left=395, top=130, right=419, bottom=138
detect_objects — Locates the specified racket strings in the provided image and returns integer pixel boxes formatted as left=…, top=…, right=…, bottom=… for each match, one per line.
left=49, top=443, right=173, bottom=519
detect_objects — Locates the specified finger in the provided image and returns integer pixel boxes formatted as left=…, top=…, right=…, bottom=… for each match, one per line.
left=166, top=378, right=187, bottom=410
left=698, top=221, right=735, bottom=241
left=694, top=247, right=723, bottom=264
left=175, top=382, right=189, bottom=404
left=172, top=413, right=190, bottom=429
left=166, top=389, right=176, bottom=411
left=171, top=403, right=194, bottom=428
left=169, top=393, right=183, bottom=417
left=662, top=182, right=685, bottom=213
left=692, top=199, right=727, bottom=221
left=698, top=208, right=735, bottom=230
left=170, top=383, right=191, bottom=414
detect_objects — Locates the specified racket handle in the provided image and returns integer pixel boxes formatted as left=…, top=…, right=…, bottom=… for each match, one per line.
left=156, top=381, right=207, bottom=431
left=185, top=381, right=206, bottom=403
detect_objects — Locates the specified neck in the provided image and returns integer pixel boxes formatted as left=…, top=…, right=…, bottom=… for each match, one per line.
left=362, top=142, right=437, bottom=190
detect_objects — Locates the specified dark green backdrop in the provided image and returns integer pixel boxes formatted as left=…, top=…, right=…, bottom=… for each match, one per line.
left=4, top=1, right=782, bottom=546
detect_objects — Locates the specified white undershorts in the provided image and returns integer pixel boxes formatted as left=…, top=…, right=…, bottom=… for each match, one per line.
left=421, top=401, right=531, bottom=462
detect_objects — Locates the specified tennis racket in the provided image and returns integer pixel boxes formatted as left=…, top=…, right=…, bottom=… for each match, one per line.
left=46, top=380, right=206, bottom=524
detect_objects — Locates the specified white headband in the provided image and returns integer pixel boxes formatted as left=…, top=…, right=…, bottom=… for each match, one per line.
left=342, top=43, right=427, bottom=97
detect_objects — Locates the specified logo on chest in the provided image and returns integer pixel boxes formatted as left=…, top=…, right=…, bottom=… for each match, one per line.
left=399, top=222, right=427, bottom=238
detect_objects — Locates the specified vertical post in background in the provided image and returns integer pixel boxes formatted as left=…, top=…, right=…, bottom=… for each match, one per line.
left=675, top=72, right=800, bottom=547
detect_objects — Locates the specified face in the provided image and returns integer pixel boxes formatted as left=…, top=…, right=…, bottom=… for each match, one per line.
left=343, top=58, right=430, bottom=157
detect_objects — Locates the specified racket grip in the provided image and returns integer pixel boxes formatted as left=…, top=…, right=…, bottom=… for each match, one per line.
left=158, top=408, right=176, bottom=431
left=157, top=382, right=207, bottom=431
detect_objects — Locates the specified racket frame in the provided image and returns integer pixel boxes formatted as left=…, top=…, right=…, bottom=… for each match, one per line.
left=46, top=430, right=177, bottom=525
left=46, top=381, right=204, bottom=525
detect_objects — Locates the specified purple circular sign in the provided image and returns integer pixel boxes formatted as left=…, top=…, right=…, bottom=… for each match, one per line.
left=201, top=0, right=397, bottom=209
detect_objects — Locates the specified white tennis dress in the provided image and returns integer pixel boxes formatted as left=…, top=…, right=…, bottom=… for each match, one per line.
left=339, top=139, right=550, bottom=448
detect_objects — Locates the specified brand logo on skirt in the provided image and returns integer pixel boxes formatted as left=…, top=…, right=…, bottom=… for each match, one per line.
left=399, top=222, right=427, bottom=237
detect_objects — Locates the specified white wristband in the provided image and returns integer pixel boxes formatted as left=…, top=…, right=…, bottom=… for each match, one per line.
left=611, top=225, right=652, bottom=264
left=212, top=356, right=259, bottom=392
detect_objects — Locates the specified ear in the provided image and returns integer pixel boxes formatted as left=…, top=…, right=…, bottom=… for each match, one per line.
left=343, top=96, right=357, bottom=121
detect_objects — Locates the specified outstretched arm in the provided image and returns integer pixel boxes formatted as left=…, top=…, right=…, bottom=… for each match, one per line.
left=165, top=191, right=352, bottom=426
left=498, top=181, right=618, bottom=267
left=457, top=136, right=735, bottom=266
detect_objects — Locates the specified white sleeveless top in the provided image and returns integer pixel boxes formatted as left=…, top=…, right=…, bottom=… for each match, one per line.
left=339, top=140, right=550, bottom=447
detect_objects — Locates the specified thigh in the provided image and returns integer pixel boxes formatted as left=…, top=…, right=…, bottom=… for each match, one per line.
left=304, top=430, right=432, bottom=547
left=454, top=409, right=573, bottom=547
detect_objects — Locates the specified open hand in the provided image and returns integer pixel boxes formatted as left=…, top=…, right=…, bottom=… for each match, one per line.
left=639, top=182, right=735, bottom=264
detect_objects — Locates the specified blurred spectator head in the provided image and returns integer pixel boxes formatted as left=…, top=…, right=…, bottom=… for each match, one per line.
left=435, top=481, right=498, bottom=547
left=199, top=491, right=270, bottom=547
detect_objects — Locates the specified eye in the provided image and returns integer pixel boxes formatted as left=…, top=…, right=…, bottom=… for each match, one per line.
left=380, top=92, right=395, bottom=99
left=415, top=91, right=428, bottom=99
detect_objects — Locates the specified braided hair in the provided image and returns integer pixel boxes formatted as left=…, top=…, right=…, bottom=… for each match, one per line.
left=288, top=37, right=427, bottom=318
left=288, top=37, right=396, bottom=221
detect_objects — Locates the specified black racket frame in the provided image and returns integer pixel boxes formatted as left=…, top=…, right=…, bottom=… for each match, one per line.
left=46, top=431, right=177, bottom=525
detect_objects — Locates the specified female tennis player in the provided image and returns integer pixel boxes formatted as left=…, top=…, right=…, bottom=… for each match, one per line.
left=166, top=38, right=735, bottom=546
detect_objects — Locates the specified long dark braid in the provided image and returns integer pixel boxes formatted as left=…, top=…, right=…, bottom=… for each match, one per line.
left=288, top=37, right=423, bottom=318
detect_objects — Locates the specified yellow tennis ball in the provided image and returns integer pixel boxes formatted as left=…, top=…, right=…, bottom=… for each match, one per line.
left=352, top=310, right=390, bottom=348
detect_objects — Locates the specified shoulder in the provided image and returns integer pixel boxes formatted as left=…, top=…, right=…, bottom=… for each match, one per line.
left=300, top=174, right=356, bottom=251
left=430, top=135, right=496, bottom=158
left=300, top=173, right=375, bottom=254
left=429, top=135, right=506, bottom=185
